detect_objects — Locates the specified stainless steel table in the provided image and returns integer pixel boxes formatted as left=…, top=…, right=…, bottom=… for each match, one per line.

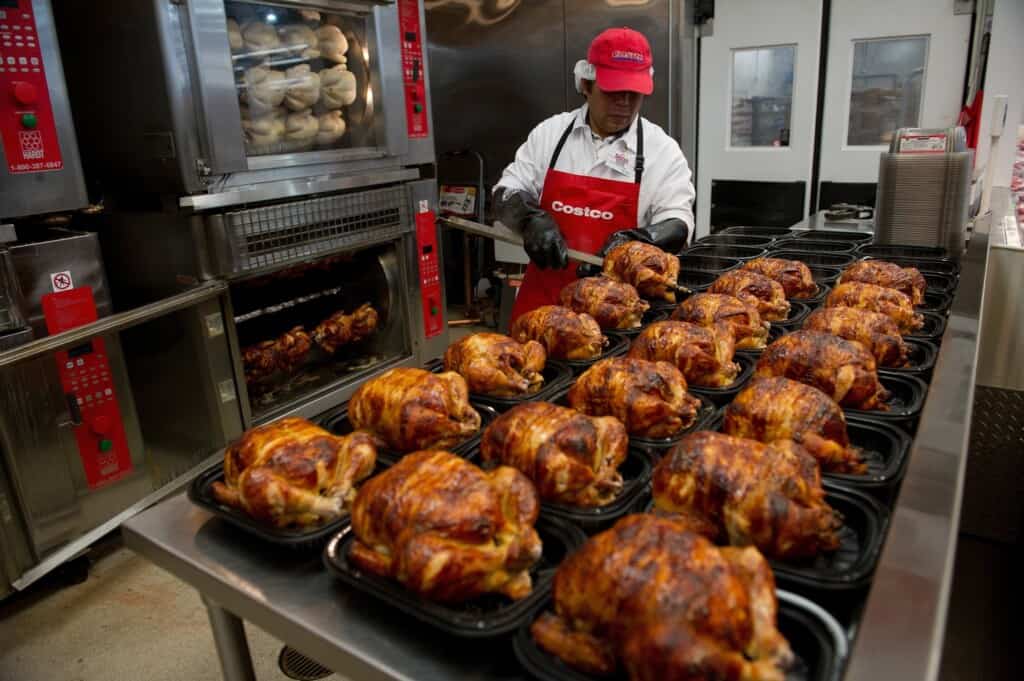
left=123, top=224, right=992, bottom=681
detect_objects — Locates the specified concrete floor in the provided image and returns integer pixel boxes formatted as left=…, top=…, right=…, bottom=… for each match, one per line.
left=0, top=532, right=347, bottom=681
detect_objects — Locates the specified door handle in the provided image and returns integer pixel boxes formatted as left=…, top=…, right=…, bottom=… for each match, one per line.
left=57, top=393, right=82, bottom=428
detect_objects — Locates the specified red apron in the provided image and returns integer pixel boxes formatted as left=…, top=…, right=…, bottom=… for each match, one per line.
left=510, top=118, right=645, bottom=321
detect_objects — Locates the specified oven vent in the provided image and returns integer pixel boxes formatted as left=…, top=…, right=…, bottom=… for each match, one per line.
left=210, top=185, right=412, bottom=275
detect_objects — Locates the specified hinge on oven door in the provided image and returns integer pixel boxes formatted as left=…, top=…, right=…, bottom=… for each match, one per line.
left=196, top=158, right=212, bottom=178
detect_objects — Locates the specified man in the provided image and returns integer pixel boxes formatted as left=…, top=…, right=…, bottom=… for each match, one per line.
left=494, top=27, right=695, bottom=320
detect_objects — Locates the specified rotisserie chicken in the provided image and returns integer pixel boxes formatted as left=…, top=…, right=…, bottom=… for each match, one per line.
left=652, top=431, right=842, bottom=559
left=826, top=282, right=924, bottom=334
left=443, top=333, right=546, bottom=397
left=709, top=269, right=791, bottom=322
left=348, top=367, right=482, bottom=451
left=212, top=417, right=376, bottom=527
left=532, top=514, right=794, bottom=681
left=349, top=450, right=542, bottom=602
left=723, top=377, right=866, bottom=474
left=803, top=306, right=909, bottom=367
left=840, top=259, right=927, bottom=305
left=602, top=241, right=681, bottom=303
left=670, top=293, right=769, bottom=351
left=481, top=402, right=628, bottom=506
left=559, top=277, right=650, bottom=329
left=311, top=303, right=379, bottom=354
left=628, top=320, right=740, bottom=388
left=510, top=305, right=606, bottom=360
left=741, top=257, right=818, bottom=299
left=754, top=330, right=890, bottom=410
left=568, top=357, right=702, bottom=439
left=241, top=325, right=313, bottom=385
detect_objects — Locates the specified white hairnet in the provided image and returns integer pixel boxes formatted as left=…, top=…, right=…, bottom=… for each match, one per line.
left=573, top=59, right=655, bottom=94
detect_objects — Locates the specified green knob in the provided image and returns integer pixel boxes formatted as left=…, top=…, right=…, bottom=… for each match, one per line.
left=99, top=439, right=113, bottom=453
left=413, top=103, right=423, bottom=114
left=430, top=305, right=438, bottom=316
left=21, top=113, right=37, bottom=129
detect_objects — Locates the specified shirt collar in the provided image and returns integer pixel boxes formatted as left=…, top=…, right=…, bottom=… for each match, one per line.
left=574, top=104, right=639, bottom=152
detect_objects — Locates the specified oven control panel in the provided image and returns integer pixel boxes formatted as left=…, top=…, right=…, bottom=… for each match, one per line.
left=398, top=0, right=428, bottom=139
left=0, top=0, right=63, bottom=174
left=415, top=203, right=443, bottom=338
left=42, top=287, right=133, bottom=490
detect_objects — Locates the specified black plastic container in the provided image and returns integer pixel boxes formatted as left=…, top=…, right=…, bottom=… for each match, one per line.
left=863, top=254, right=961, bottom=277
left=856, top=243, right=949, bottom=259
left=722, top=226, right=798, bottom=240
left=793, top=284, right=830, bottom=307
left=697, top=233, right=776, bottom=248
left=188, top=462, right=385, bottom=551
left=922, top=270, right=959, bottom=294
left=770, top=250, right=857, bottom=267
left=774, top=301, right=812, bottom=329
left=684, top=244, right=768, bottom=261
left=922, top=290, right=953, bottom=315
left=677, top=254, right=742, bottom=273
left=676, top=269, right=720, bottom=291
left=688, top=353, right=756, bottom=406
left=424, top=358, right=575, bottom=413
left=771, top=486, right=889, bottom=592
left=322, top=402, right=499, bottom=465
left=843, top=373, right=928, bottom=432
left=770, top=239, right=858, bottom=254
left=513, top=589, right=846, bottom=681
left=794, top=230, right=873, bottom=245
left=620, top=308, right=671, bottom=332
left=882, top=338, right=938, bottom=379
left=322, top=517, right=587, bottom=638
left=809, top=265, right=842, bottom=286
left=906, top=311, right=948, bottom=342
left=550, top=333, right=631, bottom=376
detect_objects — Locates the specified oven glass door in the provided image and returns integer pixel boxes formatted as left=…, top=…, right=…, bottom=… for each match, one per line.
left=187, top=1, right=402, bottom=175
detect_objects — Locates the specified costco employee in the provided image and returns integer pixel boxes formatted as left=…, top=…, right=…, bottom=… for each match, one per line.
left=494, top=27, right=695, bottom=320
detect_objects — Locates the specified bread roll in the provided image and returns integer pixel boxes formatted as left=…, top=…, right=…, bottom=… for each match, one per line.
left=299, top=9, right=321, bottom=23
left=284, top=65, right=321, bottom=111
left=317, top=25, right=349, bottom=63
left=279, top=24, right=319, bottom=59
left=319, top=65, right=357, bottom=109
left=226, top=18, right=243, bottom=52
left=284, top=110, right=319, bottom=143
left=316, top=111, right=347, bottom=146
left=244, top=66, right=286, bottom=115
left=241, top=21, right=280, bottom=51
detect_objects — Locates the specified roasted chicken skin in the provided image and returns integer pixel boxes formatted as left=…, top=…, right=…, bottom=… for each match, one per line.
left=754, top=330, right=890, bottom=410
left=348, top=368, right=482, bottom=451
left=709, top=269, right=791, bottom=322
left=653, top=431, right=842, bottom=559
left=212, top=417, right=376, bottom=527
left=723, top=377, right=866, bottom=474
left=510, top=305, right=607, bottom=360
left=532, top=514, right=794, bottom=681
left=826, top=282, right=924, bottom=334
left=628, top=320, right=740, bottom=388
left=349, top=450, right=542, bottom=602
left=481, top=402, right=628, bottom=507
left=311, top=303, right=379, bottom=354
left=670, top=293, right=769, bottom=351
left=559, top=276, right=650, bottom=329
left=568, top=357, right=702, bottom=439
left=804, top=306, right=909, bottom=367
left=242, top=325, right=312, bottom=385
left=443, top=332, right=546, bottom=397
left=742, top=257, right=818, bottom=299
left=840, top=260, right=927, bottom=305
left=602, top=242, right=681, bottom=303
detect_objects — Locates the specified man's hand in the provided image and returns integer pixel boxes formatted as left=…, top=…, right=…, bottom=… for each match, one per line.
left=523, top=214, right=569, bottom=270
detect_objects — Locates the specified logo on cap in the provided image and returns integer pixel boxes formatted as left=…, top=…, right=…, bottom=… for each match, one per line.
left=611, top=50, right=646, bottom=63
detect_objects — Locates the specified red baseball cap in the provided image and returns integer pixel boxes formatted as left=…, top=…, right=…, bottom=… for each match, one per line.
left=587, top=28, right=654, bottom=95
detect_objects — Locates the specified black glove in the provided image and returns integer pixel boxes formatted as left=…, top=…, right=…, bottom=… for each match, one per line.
left=494, top=189, right=568, bottom=270
left=576, top=219, right=690, bottom=278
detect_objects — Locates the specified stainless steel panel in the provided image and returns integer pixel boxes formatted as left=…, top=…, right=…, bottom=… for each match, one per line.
left=181, top=0, right=249, bottom=176
left=976, top=244, right=1024, bottom=390
left=425, top=0, right=566, bottom=187
left=564, top=0, right=673, bottom=133
left=0, top=0, right=87, bottom=219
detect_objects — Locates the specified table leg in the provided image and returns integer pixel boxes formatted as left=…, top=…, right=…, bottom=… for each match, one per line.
left=202, top=596, right=258, bottom=681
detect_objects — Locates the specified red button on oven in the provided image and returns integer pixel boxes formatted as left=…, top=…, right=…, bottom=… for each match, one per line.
left=91, top=414, right=112, bottom=436
left=12, top=81, right=37, bottom=105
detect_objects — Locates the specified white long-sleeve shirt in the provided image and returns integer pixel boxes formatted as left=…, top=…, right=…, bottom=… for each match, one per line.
left=495, top=104, right=695, bottom=233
